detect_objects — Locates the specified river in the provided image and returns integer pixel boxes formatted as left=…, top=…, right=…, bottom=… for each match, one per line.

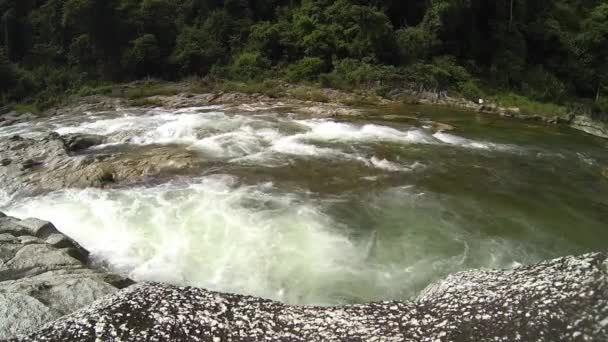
left=2, top=102, right=607, bottom=305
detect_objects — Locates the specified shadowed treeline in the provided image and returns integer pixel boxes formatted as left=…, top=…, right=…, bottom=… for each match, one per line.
left=0, top=0, right=606, bottom=119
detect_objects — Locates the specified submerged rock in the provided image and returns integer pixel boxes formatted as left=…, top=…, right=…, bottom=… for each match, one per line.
left=8, top=252, right=608, bottom=341
left=0, top=213, right=133, bottom=339
left=61, top=133, right=105, bottom=152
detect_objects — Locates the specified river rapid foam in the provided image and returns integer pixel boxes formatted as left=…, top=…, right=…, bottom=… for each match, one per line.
left=4, top=104, right=604, bottom=305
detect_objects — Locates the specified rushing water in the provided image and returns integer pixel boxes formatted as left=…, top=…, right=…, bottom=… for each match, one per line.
left=3, top=103, right=608, bottom=305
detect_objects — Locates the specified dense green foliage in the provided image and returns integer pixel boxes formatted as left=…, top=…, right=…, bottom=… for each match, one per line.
left=0, top=0, right=607, bottom=118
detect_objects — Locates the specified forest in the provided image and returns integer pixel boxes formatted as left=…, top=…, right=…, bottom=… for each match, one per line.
left=0, top=0, right=607, bottom=119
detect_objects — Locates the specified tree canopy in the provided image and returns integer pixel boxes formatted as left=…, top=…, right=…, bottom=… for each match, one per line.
left=0, top=0, right=607, bottom=117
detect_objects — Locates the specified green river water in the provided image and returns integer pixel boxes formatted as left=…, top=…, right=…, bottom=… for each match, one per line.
left=3, top=102, right=607, bottom=305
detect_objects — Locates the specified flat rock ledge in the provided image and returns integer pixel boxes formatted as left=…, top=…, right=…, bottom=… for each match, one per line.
left=0, top=213, right=133, bottom=339
left=8, top=252, right=608, bottom=341
left=0, top=132, right=202, bottom=199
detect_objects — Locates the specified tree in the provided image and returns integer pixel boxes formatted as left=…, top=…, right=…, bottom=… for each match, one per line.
left=0, top=46, right=16, bottom=91
left=122, top=34, right=162, bottom=78
left=139, top=0, right=179, bottom=56
left=1, top=8, right=16, bottom=59
left=395, top=26, right=438, bottom=64
left=170, top=25, right=225, bottom=75
left=0, top=0, right=607, bottom=112
left=228, top=51, right=271, bottom=80
left=577, top=3, right=608, bottom=101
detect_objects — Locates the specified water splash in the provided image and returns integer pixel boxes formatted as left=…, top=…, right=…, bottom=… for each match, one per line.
left=5, top=175, right=544, bottom=305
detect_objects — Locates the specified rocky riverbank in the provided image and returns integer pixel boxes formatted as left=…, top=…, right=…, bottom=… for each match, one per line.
left=571, top=115, right=608, bottom=139
left=407, top=90, right=578, bottom=125
left=0, top=131, right=203, bottom=199
left=0, top=82, right=608, bottom=138
left=110, top=87, right=608, bottom=140
left=3, top=82, right=608, bottom=139
left=0, top=213, right=133, bottom=339
left=4, top=250, right=607, bottom=341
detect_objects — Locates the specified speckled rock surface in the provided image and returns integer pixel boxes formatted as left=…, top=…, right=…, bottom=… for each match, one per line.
left=9, top=253, right=608, bottom=341
left=0, top=213, right=133, bottom=339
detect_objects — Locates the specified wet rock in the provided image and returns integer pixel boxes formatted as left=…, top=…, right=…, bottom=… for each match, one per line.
left=0, top=216, right=54, bottom=238
left=505, top=106, right=521, bottom=114
left=431, top=122, right=455, bottom=132
left=1, top=243, right=84, bottom=281
left=0, top=118, right=18, bottom=128
left=557, top=114, right=576, bottom=124
left=571, top=115, right=608, bottom=139
left=15, top=218, right=58, bottom=239
left=9, top=252, right=608, bottom=341
left=61, top=134, right=105, bottom=152
left=45, top=233, right=79, bottom=249
left=0, top=133, right=202, bottom=198
left=21, top=159, right=39, bottom=170
left=0, top=213, right=132, bottom=339
left=17, top=113, right=36, bottom=121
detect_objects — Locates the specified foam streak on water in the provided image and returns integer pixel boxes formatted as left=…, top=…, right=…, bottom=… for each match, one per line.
left=47, top=106, right=512, bottom=169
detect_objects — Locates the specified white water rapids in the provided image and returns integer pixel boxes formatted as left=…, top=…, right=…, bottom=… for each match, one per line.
left=5, top=104, right=601, bottom=305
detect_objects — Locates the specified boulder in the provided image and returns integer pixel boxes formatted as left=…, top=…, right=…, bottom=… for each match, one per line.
left=0, top=133, right=202, bottom=198
left=61, top=134, right=105, bottom=152
left=15, top=218, right=58, bottom=239
left=0, top=213, right=133, bottom=339
left=8, top=253, right=608, bottom=341
left=0, top=293, right=56, bottom=339
left=571, top=115, right=608, bottom=139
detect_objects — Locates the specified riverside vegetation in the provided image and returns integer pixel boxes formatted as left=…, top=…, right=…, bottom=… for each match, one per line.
left=0, top=0, right=607, bottom=122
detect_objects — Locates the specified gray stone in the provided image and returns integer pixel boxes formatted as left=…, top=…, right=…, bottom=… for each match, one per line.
left=0, top=216, right=46, bottom=238
left=16, top=218, right=58, bottom=239
left=0, top=215, right=132, bottom=339
left=45, top=233, right=77, bottom=249
left=8, top=253, right=608, bottom=342
left=20, top=159, right=38, bottom=170
left=0, top=293, right=57, bottom=339
left=61, top=134, right=105, bottom=152
left=1, top=274, right=118, bottom=317
left=1, top=243, right=83, bottom=281
left=571, top=115, right=608, bottom=138
left=0, top=133, right=202, bottom=198
left=44, top=233, right=89, bottom=263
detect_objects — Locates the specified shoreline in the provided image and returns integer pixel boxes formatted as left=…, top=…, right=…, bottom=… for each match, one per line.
left=18, top=80, right=608, bottom=140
